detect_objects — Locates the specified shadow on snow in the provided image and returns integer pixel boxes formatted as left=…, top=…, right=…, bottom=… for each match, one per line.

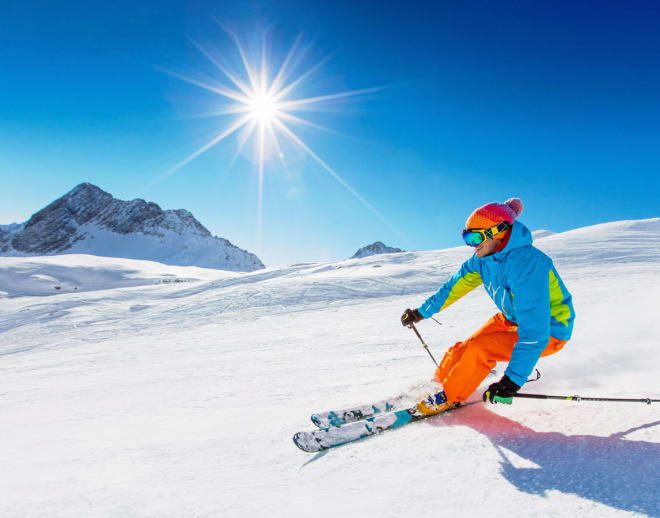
left=431, top=404, right=659, bottom=517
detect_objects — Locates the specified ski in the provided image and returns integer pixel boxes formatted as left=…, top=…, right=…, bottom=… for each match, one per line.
left=294, top=395, right=463, bottom=453
left=308, top=379, right=464, bottom=428
left=310, top=396, right=406, bottom=428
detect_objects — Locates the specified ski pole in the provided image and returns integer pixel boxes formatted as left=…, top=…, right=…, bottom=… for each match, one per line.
left=512, top=393, right=660, bottom=404
left=407, top=322, right=439, bottom=367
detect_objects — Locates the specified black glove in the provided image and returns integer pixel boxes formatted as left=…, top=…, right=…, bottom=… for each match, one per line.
left=400, top=308, right=423, bottom=327
left=483, top=375, right=521, bottom=404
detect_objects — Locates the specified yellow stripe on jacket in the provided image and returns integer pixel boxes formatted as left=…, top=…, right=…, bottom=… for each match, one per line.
left=438, top=271, right=483, bottom=311
left=549, top=269, right=571, bottom=326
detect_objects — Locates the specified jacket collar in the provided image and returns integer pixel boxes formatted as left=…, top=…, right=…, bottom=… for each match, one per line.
left=476, top=221, right=533, bottom=263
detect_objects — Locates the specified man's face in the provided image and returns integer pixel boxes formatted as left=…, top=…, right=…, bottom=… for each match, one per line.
left=475, top=237, right=500, bottom=258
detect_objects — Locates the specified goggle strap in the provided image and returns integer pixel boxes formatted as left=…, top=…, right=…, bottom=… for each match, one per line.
left=489, top=221, right=511, bottom=238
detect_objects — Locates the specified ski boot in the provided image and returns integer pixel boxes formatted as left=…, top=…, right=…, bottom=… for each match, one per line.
left=415, top=390, right=454, bottom=416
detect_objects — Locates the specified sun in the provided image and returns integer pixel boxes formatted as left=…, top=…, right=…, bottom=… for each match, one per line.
left=248, top=91, right=278, bottom=123
left=156, top=29, right=385, bottom=178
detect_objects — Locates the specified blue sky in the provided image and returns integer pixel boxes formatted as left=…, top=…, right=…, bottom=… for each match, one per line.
left=1, top=1, right=659, bottom=266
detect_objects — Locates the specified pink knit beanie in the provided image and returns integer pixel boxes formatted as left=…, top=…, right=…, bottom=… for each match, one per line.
left=465, top=198, right=523, bottom=238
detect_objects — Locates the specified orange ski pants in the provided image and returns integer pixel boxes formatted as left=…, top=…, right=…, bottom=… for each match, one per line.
left=433, top=312, right=567, bottom=403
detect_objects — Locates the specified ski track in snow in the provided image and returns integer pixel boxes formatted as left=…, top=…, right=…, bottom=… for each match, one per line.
left=0, top=218, right=659, bottom=517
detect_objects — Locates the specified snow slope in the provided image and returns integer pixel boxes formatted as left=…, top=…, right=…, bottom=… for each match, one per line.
left=0, top=218, right=659, bottom=517
left=0, top=254, right=228, bottom=298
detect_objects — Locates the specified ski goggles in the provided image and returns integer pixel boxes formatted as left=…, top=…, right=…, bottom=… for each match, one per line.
left=462, top=221, right=511, bottom=247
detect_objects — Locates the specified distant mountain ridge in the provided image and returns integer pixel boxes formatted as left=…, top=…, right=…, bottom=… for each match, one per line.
left=0, top=183, right=264, bottom=272
left=532, top=229, right=556, bottom=239
left=351, top=241, right=403, bottom=259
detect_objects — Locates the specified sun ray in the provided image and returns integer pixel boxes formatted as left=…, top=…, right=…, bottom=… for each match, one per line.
left=265, top=119, right=284, bottom=159
left=276, top=111, right=338, bottom=135
left=271, top=118, right=406, bottom=241
left=271, top=52, right=336, bottom=102
left=260, top=33, right=268, bottom=94
left=277, top=86, right=387, bottom=111
left=237, top=118, right=259, bottom=150
left=256, top=120, right=266, bottom=251
left=174, top=106, right=251, bottom=120
left=154, top=114, right=252, bottom=185
left=211, top=17, right=261, bottom=94
left=220, top=118, right=260, bottom=183
left=265, top=119, right=294, bottom=183
left=185, top=35, right=253, bottom=98
left=267, top=33, right=303, bottom=98
left=232, top=34, right=261, bottom=96
left=155, top=65, right=250, bottom=104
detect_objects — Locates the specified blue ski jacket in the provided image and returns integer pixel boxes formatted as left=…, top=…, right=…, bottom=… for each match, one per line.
left=417, top=221, right=575, bottom=387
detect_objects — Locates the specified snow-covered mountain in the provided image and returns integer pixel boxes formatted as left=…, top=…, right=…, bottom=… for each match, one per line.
left=531, top=229, right=555, bottom=239
left=351, top=241, right=403, bottom=258
left=1, top=217, right=658, bottom=517
left=0, top=183, right=264, bottom=271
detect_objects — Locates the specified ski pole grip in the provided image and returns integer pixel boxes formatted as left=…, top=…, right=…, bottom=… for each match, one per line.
left=484, top=391, right=513, bottom=405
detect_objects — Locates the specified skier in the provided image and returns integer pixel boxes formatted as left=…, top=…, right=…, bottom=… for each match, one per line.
left=400, top=198, right=575, bottom=414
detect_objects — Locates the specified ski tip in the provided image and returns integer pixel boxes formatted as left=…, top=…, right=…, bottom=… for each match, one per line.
left=293, top=432, right=321, bottom=453
left=310, top=414, right=321, bottom=427
left=292, top=432, right=306, bottom=452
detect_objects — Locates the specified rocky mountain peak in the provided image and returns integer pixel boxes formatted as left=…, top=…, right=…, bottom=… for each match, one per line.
left=25, top=183, right=114, bottom=233
left=351, top=241, right=403, bottom=259
left=1, top=183, right=264, bottom=271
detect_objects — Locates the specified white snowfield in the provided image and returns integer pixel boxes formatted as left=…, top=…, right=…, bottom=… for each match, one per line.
left=1, top=218, right=659, bottom=517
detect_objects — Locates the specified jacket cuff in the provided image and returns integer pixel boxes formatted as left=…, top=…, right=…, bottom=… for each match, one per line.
left=503, top=368, right=526, bottom=388
left=417, top=306, right=431, bottom=319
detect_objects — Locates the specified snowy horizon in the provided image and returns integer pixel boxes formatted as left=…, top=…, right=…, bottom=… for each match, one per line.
left=3, top=181, right=655, bottom=270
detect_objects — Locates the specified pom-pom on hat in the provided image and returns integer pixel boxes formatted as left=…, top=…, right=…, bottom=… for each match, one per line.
left=465, top=198, right=523, bottom=239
